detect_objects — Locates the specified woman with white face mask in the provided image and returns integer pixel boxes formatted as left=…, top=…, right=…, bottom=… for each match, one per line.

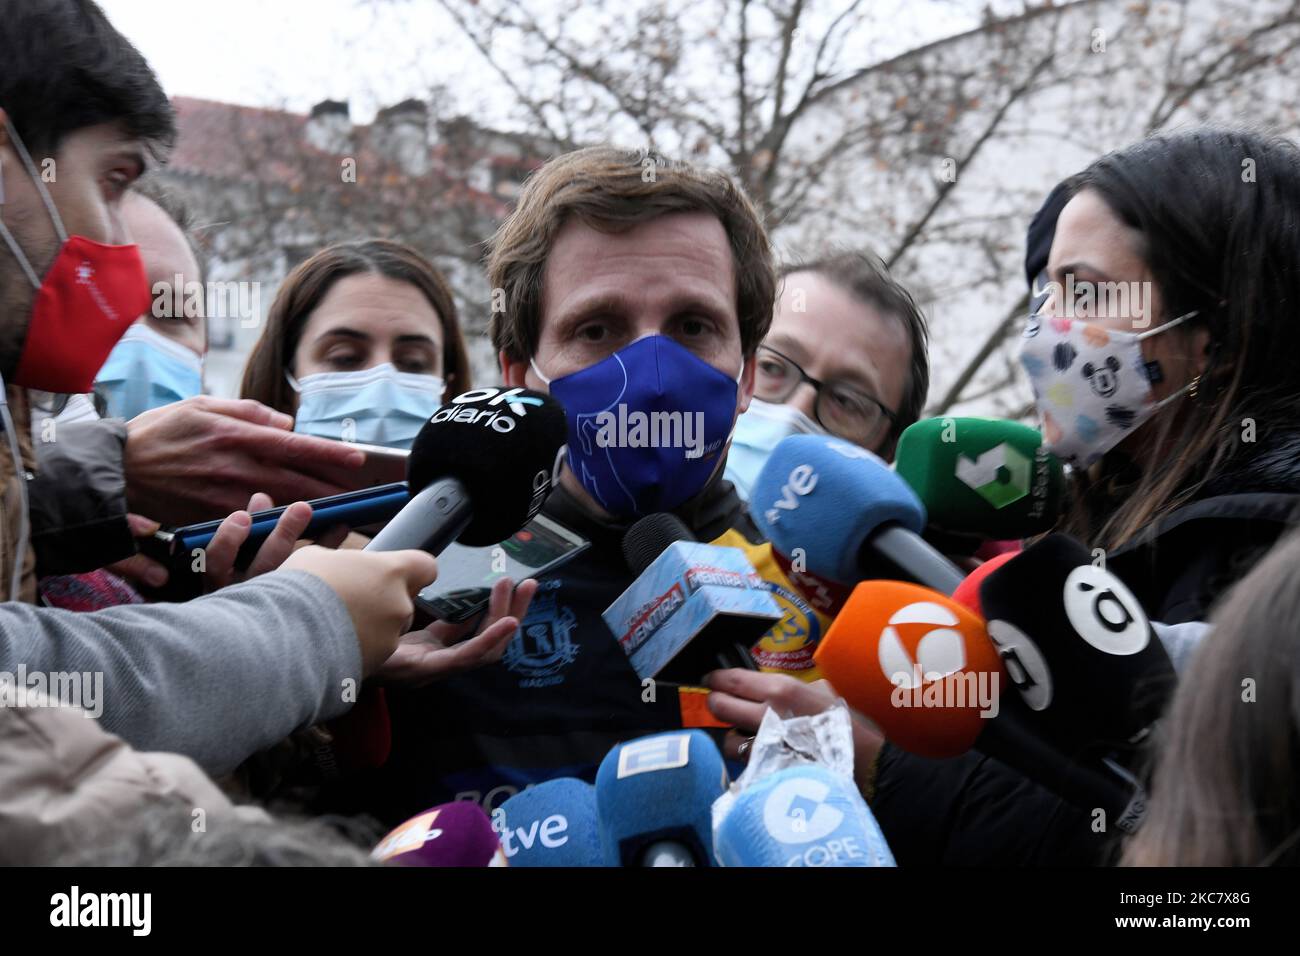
left=240, top=239, right=472, bottom=449
left=1014, top=128, right=1300, bottom=626
left=861, top=129, right=1300, bottom=871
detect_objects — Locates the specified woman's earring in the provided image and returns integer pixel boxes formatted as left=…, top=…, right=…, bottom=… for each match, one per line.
left=1189, top=374, right=1201, bottom=401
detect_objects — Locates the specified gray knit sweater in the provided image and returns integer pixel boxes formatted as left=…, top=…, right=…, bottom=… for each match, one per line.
left=0, top=570, right=361, bottom=774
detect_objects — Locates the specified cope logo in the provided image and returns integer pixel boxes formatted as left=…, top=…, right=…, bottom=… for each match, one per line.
left=876, top=601, right=967, bottom=688
left=762, top=776, right=843, bottom=845
left=1062, top=565, right=1149, bottom=656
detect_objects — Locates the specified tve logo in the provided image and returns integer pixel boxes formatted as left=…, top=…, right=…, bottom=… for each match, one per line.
left=762, top=462, right=818, bottom=527
left=496, top=812, right=571, bottom=858
left=616, top=733, right=690, bottom=778
left=763, top=776, right=844, bottom=845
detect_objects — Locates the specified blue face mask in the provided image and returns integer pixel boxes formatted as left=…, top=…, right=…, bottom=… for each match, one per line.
left=722, top=397, right=825, bottom=501
left=532, top=335, right=742, bottom=518
left=95, top=322, right=204, bottom=420
left=288, top=362, right=445, bottom=449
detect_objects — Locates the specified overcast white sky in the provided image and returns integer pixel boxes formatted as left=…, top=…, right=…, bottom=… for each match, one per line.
left=97, top=0, right=1002, bottom=123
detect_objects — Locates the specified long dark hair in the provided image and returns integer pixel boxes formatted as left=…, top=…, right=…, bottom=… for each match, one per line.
left=1058, top=128, right=1300, bottom=550
left=1124, top=527, right=1300, bottom=866
left=240, top=238, right=470, bottom=415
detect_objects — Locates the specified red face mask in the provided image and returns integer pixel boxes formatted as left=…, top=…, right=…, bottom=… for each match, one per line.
left=0, top=121, right=151, bottom=394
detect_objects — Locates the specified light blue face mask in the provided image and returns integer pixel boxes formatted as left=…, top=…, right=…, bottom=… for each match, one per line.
left=95, top=322, right=204, bottom=420
left=287, top=362, right=445, bottom=449
left=722, top=397, right=825, bottom=501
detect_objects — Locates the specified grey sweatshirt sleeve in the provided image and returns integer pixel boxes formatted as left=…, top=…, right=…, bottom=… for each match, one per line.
left=0, top=570, right=363, bottom=775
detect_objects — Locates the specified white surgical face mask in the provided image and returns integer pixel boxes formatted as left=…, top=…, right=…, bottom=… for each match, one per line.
left=722, top=397, right=826, bottom=500
left=287, top=362, right=445, bottom=449
left=95, top=322, right=204, bottom=421
left=1016, top=309, right=1198, bottom=468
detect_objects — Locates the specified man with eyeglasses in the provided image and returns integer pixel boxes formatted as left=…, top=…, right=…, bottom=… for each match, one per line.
left=723, top=252, right=931, bottom=499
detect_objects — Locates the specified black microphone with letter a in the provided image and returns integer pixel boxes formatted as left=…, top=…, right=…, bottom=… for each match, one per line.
left=365, top=386, right=567, bottom=557
left=977, top=533, right=1176, bottom=761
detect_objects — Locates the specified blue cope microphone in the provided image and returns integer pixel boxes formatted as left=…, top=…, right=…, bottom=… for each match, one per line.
left=749, top=433, right=965, bottom=596
left=595, top=730, right=728, bottom=867
left=495, top=778, right=604, bottom=867
left=714, top=764, right=896, bottom=867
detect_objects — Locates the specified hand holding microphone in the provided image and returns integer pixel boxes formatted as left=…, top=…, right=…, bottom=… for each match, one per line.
left=704, top=669, right=884, bottom=794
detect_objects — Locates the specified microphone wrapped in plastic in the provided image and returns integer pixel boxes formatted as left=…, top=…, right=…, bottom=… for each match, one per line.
left=711, top=704, right=895, bottom=867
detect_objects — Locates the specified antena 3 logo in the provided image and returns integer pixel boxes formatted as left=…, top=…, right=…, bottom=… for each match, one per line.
left=432, top=386, right=545, bottom=433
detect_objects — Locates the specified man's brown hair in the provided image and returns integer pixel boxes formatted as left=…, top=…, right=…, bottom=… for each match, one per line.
left=488, top=146, right=777, bottom=362
left=779, top=251, right=931, bottom=446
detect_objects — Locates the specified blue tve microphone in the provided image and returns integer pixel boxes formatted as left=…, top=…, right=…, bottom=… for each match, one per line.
left=750, top=434, right=965, bottom=596
left=495, top=778, right=604, bottom=867
left=595, top=730, right=727, bottom=867
left=714, top=764, right=896, bottom=867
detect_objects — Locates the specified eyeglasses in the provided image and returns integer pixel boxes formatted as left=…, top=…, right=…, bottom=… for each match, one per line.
left=754, top=345, right=897, bottom=444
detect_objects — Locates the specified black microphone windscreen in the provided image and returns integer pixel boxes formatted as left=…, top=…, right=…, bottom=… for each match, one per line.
left=979, top=533, right=1175, bottom=754
left=622, top=513, right=696, bottom=576
left=408, top=386, right=567, bottom=546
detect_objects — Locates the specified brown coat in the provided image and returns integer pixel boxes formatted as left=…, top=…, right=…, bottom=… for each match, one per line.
left=0, top=386, right=37, bottom=603
left=0, top=696, right=266, bottom=865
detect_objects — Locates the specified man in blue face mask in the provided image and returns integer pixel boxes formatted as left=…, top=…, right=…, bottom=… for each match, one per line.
left=349, top=146, right=788, bottom=824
